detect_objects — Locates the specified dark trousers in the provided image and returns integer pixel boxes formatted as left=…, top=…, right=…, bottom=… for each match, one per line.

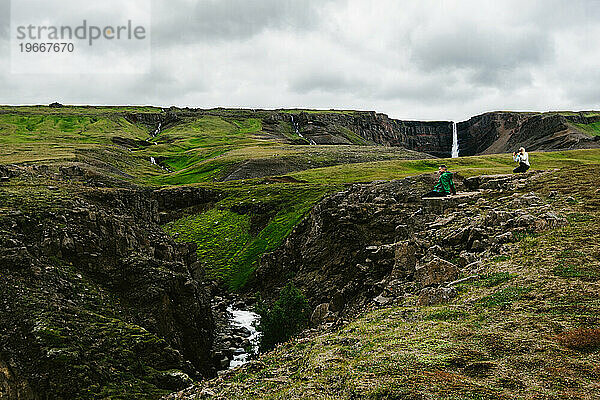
left=422, top=190, right=450, bottom=198
left=513, top=162, right=530, bottom=173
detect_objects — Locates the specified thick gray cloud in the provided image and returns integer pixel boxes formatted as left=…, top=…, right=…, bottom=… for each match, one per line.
left=1, top=0, right=600, bottom=121
left=409, top=23, right=554, bottom=90
left=152, top=0, right=337, bottom=44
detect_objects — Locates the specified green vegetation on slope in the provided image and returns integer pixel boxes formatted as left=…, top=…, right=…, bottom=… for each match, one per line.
left=290, top=149, right=600, bottom=184
left=164, top=182, right=333, bottom=290
left=0, top=106, right=431, bottom=186
left=0, top=113, right=148, bottom=144
left=573, top=121, right=600, bottom=136
left=138, top=147, right=600, bottom=291
left=256, top=282, right=311, bottom=351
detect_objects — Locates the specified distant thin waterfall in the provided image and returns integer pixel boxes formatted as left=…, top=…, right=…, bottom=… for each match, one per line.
left=451, top=122, right=459, bottom=158
left=291, top=115, right=316, bottom=145
left=153, top=122, right=162, bottom=137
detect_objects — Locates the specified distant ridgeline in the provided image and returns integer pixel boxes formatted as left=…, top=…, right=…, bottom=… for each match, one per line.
left=0, top=107, right=599, bottom=178
left=121, top=108, right=456, bottom=157
left=119, top=108, right=600, bottom=157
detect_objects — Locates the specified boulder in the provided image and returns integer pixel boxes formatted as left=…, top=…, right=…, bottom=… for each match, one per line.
left=391, top=241, right=417, bottom=279
left=329, top=290, right=344, bottom=312
left=414, top=257, right=459, bottom=287
left=534, top=212, right=568, bottom=232
left=417, top=287, right=457, bottom=306
left=373, top=293, right=393, bottom=306
left=310, top=303, right=330, bottom=326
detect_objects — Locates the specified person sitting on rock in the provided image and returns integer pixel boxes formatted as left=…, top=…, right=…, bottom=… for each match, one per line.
left=512, top=147, right=530, bottom=173
left=422, top=165, right=456, bottom=198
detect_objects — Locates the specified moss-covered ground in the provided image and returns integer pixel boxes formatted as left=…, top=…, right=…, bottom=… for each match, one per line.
left=0, top=180, right=193, bottom=399
left=3, top=106, right=600, bottom=291
left=573, top=121, right=600, bottom=137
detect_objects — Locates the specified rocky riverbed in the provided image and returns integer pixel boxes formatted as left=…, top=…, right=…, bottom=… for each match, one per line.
left=209, top=294, right=261, bottom=374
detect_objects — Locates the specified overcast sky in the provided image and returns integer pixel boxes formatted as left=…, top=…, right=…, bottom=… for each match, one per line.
left=1, top=0, right=599, bottom=121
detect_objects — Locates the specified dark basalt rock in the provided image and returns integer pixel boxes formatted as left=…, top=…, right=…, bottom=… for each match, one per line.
left=252, top=171, right=567, bottom=319
left=457, top=111, right=600, bottom=156
left=124, top=110, right=180, bottom=133
left=0, top=186, right=219, bottom=398
left=264, top=111, right=454, bottom=157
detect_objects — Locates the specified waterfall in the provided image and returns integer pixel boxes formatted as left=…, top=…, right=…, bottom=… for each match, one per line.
left=451, top=122, right=459, bottom=158
left=291, top=115, right=316, bottom=145
left=227, top=305, right=261, bottom=369
left=152, top=122, right=162, bottom=137
left=149, top=157, right=173, bottom=172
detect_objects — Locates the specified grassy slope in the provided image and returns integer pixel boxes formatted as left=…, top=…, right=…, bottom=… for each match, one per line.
left=290, top=149, right=600, bottom=184
left=573, top=122, right=600, bottom=137
left=0, top=106, right=427, bottom=186
left=0, top=106, right=425, bottom=290
left=161, top=148, right=600, bottom=290
left=3, top=106, right=600, bottom=292
left=183, top=165, right=600, bottom=400
left=163, top=182, right=333, bottom=290
left=0, top=107, right=600, bottom=288
left=3, top=106, right=600, bottom=398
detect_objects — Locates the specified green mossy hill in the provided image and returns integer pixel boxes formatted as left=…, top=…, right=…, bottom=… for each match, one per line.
left=170, top=165, right=600, bottom=400
left=2, top=104, right=600, bottom=399
left=144, top=149, right=600, bottom=291
left=0, top=106, right=432, bottom=186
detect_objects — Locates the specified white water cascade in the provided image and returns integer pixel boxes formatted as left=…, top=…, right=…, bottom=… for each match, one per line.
left=153, top=122, right=162, bottom=137
left=227, top=306, right=261, bottom=369
left=451, top=122, right=459, bottom=158
left=150, top=156, right=158, bottom=165
left=291, top=115, right=316, bottom=145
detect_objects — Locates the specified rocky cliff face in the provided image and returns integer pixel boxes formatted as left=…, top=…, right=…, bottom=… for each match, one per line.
left=457, top=112, right=600, bottom=156
left=0, top=170, right=220, bottom=399
left=253, top=171, right=568, bottom=319
left=265, top=112, right=454, bottom=157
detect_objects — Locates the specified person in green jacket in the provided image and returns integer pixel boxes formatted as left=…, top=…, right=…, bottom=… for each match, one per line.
left=422, top=165, right=456, bottom=198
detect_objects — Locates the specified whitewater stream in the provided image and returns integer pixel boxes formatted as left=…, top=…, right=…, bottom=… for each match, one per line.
left=291, top=115, right=317, bottom=145
left=226, top=305, right=261, bottom=369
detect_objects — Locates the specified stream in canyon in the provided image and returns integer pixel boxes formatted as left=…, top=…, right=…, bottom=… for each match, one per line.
left=225, top=305, right=261, bottom=369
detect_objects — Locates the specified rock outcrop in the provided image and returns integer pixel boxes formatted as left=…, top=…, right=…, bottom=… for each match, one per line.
left=0, top=181, right=219, bottom=398
left=457, top=112, right=600, bottom=156
left=253, top=171, right=568, bottom=319
left=264, top=111, right=454, bottom=157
